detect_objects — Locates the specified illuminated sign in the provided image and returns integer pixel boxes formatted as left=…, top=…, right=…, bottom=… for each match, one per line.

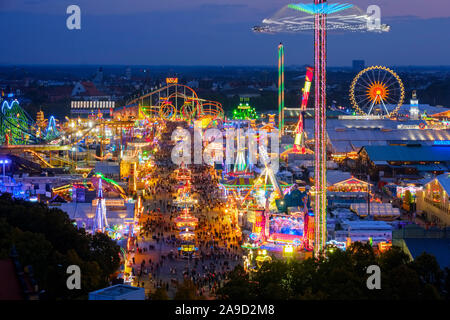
left=300, top=67, right=314, bottom=110
left=397, top=124, right=420, bottom=129
left=433, top=140, right=450, bottom=146
left=166, top=78, right=178, bottom=84
left=92, top=199, right=125, bottom=206
left=181, top=244, right=196, bottom=252
left=327, top=240, right=347, bottom=251
left=378, top=241, right=392, bottom=253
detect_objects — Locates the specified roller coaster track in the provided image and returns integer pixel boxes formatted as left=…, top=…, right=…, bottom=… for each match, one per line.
left=23, top=149, right=54, bottom=168
left=122, top=84, right=224, bottom=121
left=0, top=102, right=42, bottom=144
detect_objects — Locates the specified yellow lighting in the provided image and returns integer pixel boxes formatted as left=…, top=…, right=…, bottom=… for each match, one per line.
left=284, top=245, right=294, bottom=254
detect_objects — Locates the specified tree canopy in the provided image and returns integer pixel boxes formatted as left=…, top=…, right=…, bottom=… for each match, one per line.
left=0, top=193, right=121, bottom=299
left=218, top=242, right=449, bottom=300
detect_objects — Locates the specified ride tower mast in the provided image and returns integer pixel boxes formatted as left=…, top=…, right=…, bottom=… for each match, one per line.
left=278, top=43, right=285, bottom=136
left=313, top=0, right=327, bottom=257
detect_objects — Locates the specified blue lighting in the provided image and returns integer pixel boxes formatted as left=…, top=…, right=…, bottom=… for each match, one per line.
left=433, top=140, right=450, bottom=146
left=288, top=2, right=353, bottom=15
left=1, top=99, right=20, bottom=113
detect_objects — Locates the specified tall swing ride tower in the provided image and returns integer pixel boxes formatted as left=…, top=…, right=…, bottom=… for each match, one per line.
left=254, top=1, right=389, bottom=257
left=312, top=0, right=328, bottom=255
left=278, top=43, right=285, bottom=136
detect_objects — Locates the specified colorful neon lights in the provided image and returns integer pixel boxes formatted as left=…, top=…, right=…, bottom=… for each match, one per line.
left=166, top=77, right=178, bottom=84
left=288, top=2, right=353, bottom=15
left=313, top=0, right=327, bottom=257
left=278, top=43, right=285, bottom=136
left=293, top=66, right=314, bottom=154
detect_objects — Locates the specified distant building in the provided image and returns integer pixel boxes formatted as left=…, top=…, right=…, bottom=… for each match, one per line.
left=51, top=200, right=134, bottom=232
left=352, top=60, right=365, bottom=71
left=393, top=224, right=450, bottom=268
left=89, top=284, right=145, bottom=300
left=70, top=100, right=115, bottom=118
left=334, top=219, right=392, bottom=244
left=358, top=145, right=450, bottom=179
left=93, top=67, right=104, bottom=85
left=44, top=86, right=73, bottom=103
left=409, top=90, right=420, bottom=120
left=71, top=81, right=110, bottom=100
left=416, top=173, right=450, bottom=226
left=199, top=79, right=213, bottom=89
left=125, top=67, right=132, bottom=80
left=186, top=80, right=199, bottom=89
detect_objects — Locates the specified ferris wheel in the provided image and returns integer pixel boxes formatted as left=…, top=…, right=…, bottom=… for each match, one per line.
left=350, top=66, right=404, bottom=117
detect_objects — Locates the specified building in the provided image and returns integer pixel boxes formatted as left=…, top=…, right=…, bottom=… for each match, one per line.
left=327, top=171, right=371, bottom=206
left=70, top=100, right=115, bottom=118
left=334, top=219, right=392, bottom=244
left=93, top=67, right=104, bottom=86
left=89, top=284, right=145, bottom=300
left=50, top=199, right=134, bottom=231
left=393, top=224, right=450, bottom=268
left=352, top=60, right=365, bottom=71
left=350, top=202, right=401, bottom=220
left=71, top=81, right=110, bottom=100
left=125, top=67, right=132, bottom=80
left=358, top=145, right=450, bottom=179
left=416, top=173, right=450, bottom=226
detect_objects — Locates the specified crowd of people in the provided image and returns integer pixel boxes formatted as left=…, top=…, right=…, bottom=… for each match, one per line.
left=126, top=121, right=244, bottom=298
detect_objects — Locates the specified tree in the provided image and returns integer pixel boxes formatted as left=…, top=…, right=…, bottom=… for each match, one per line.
left=89, top=232, right=121, bottom=282
left=174, top=279, right=200, bottom=300
left=386, top=264, right=422, bottom=299
left=0, top=196, right=121, bottom=299
left=152, top=287, right=169, bottom=300
left=410, top=252, right=443, bottom=290
left=221, top=242, right=446, bottom=300
left=217, top=265, right=256, bottom=300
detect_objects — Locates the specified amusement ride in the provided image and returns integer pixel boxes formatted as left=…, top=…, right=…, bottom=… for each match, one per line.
left=255, top=0, right=390, bottom=257
left=350, top=66, right=405, bottom=118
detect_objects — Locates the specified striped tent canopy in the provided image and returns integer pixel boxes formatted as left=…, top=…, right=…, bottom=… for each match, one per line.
left=222, top=177, right=291, bottom=190
left=222, top=177, right=255, bottom=188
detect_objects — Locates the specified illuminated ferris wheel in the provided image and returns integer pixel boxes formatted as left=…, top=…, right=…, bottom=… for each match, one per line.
left=350, top=66, right=404, bottom=117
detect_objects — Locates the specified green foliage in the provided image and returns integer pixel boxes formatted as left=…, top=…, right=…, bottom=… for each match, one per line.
left=174, top=279, right=202, bottom=300
left=217, top=264, right=257, bottom=300
left=0, top=194, right=121, bottom=299
left=220, top=242, right=446, bottom=300
left=152, top=287, right=169, bottom=300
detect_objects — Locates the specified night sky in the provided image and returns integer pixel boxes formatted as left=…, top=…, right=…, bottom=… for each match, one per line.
left=1, top=0, right=449, bottom=66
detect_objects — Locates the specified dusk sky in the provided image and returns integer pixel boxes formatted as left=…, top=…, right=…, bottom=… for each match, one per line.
left=1, top=0, right=449, bottom=66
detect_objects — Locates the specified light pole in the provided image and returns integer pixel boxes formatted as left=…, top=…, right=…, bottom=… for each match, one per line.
left=0, top=159, right=9, bottom=183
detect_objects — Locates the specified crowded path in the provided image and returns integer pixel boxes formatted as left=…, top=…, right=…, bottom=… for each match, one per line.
left=126, top=121, right=243, bottom=299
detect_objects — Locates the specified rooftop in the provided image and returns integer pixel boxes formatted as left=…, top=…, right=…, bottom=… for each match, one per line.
left=94, top=284, right=141, bottom=297
left=434, top=173, right=450, bottom=194
left=405, top=238, right=450, bottom=268
left=360, top=145, right=450, bottom=162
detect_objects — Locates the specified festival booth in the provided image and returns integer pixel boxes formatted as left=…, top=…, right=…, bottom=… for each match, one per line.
left=325, top=172, right=372, bottom=207
left=350, top=203, right=400, bottom=221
